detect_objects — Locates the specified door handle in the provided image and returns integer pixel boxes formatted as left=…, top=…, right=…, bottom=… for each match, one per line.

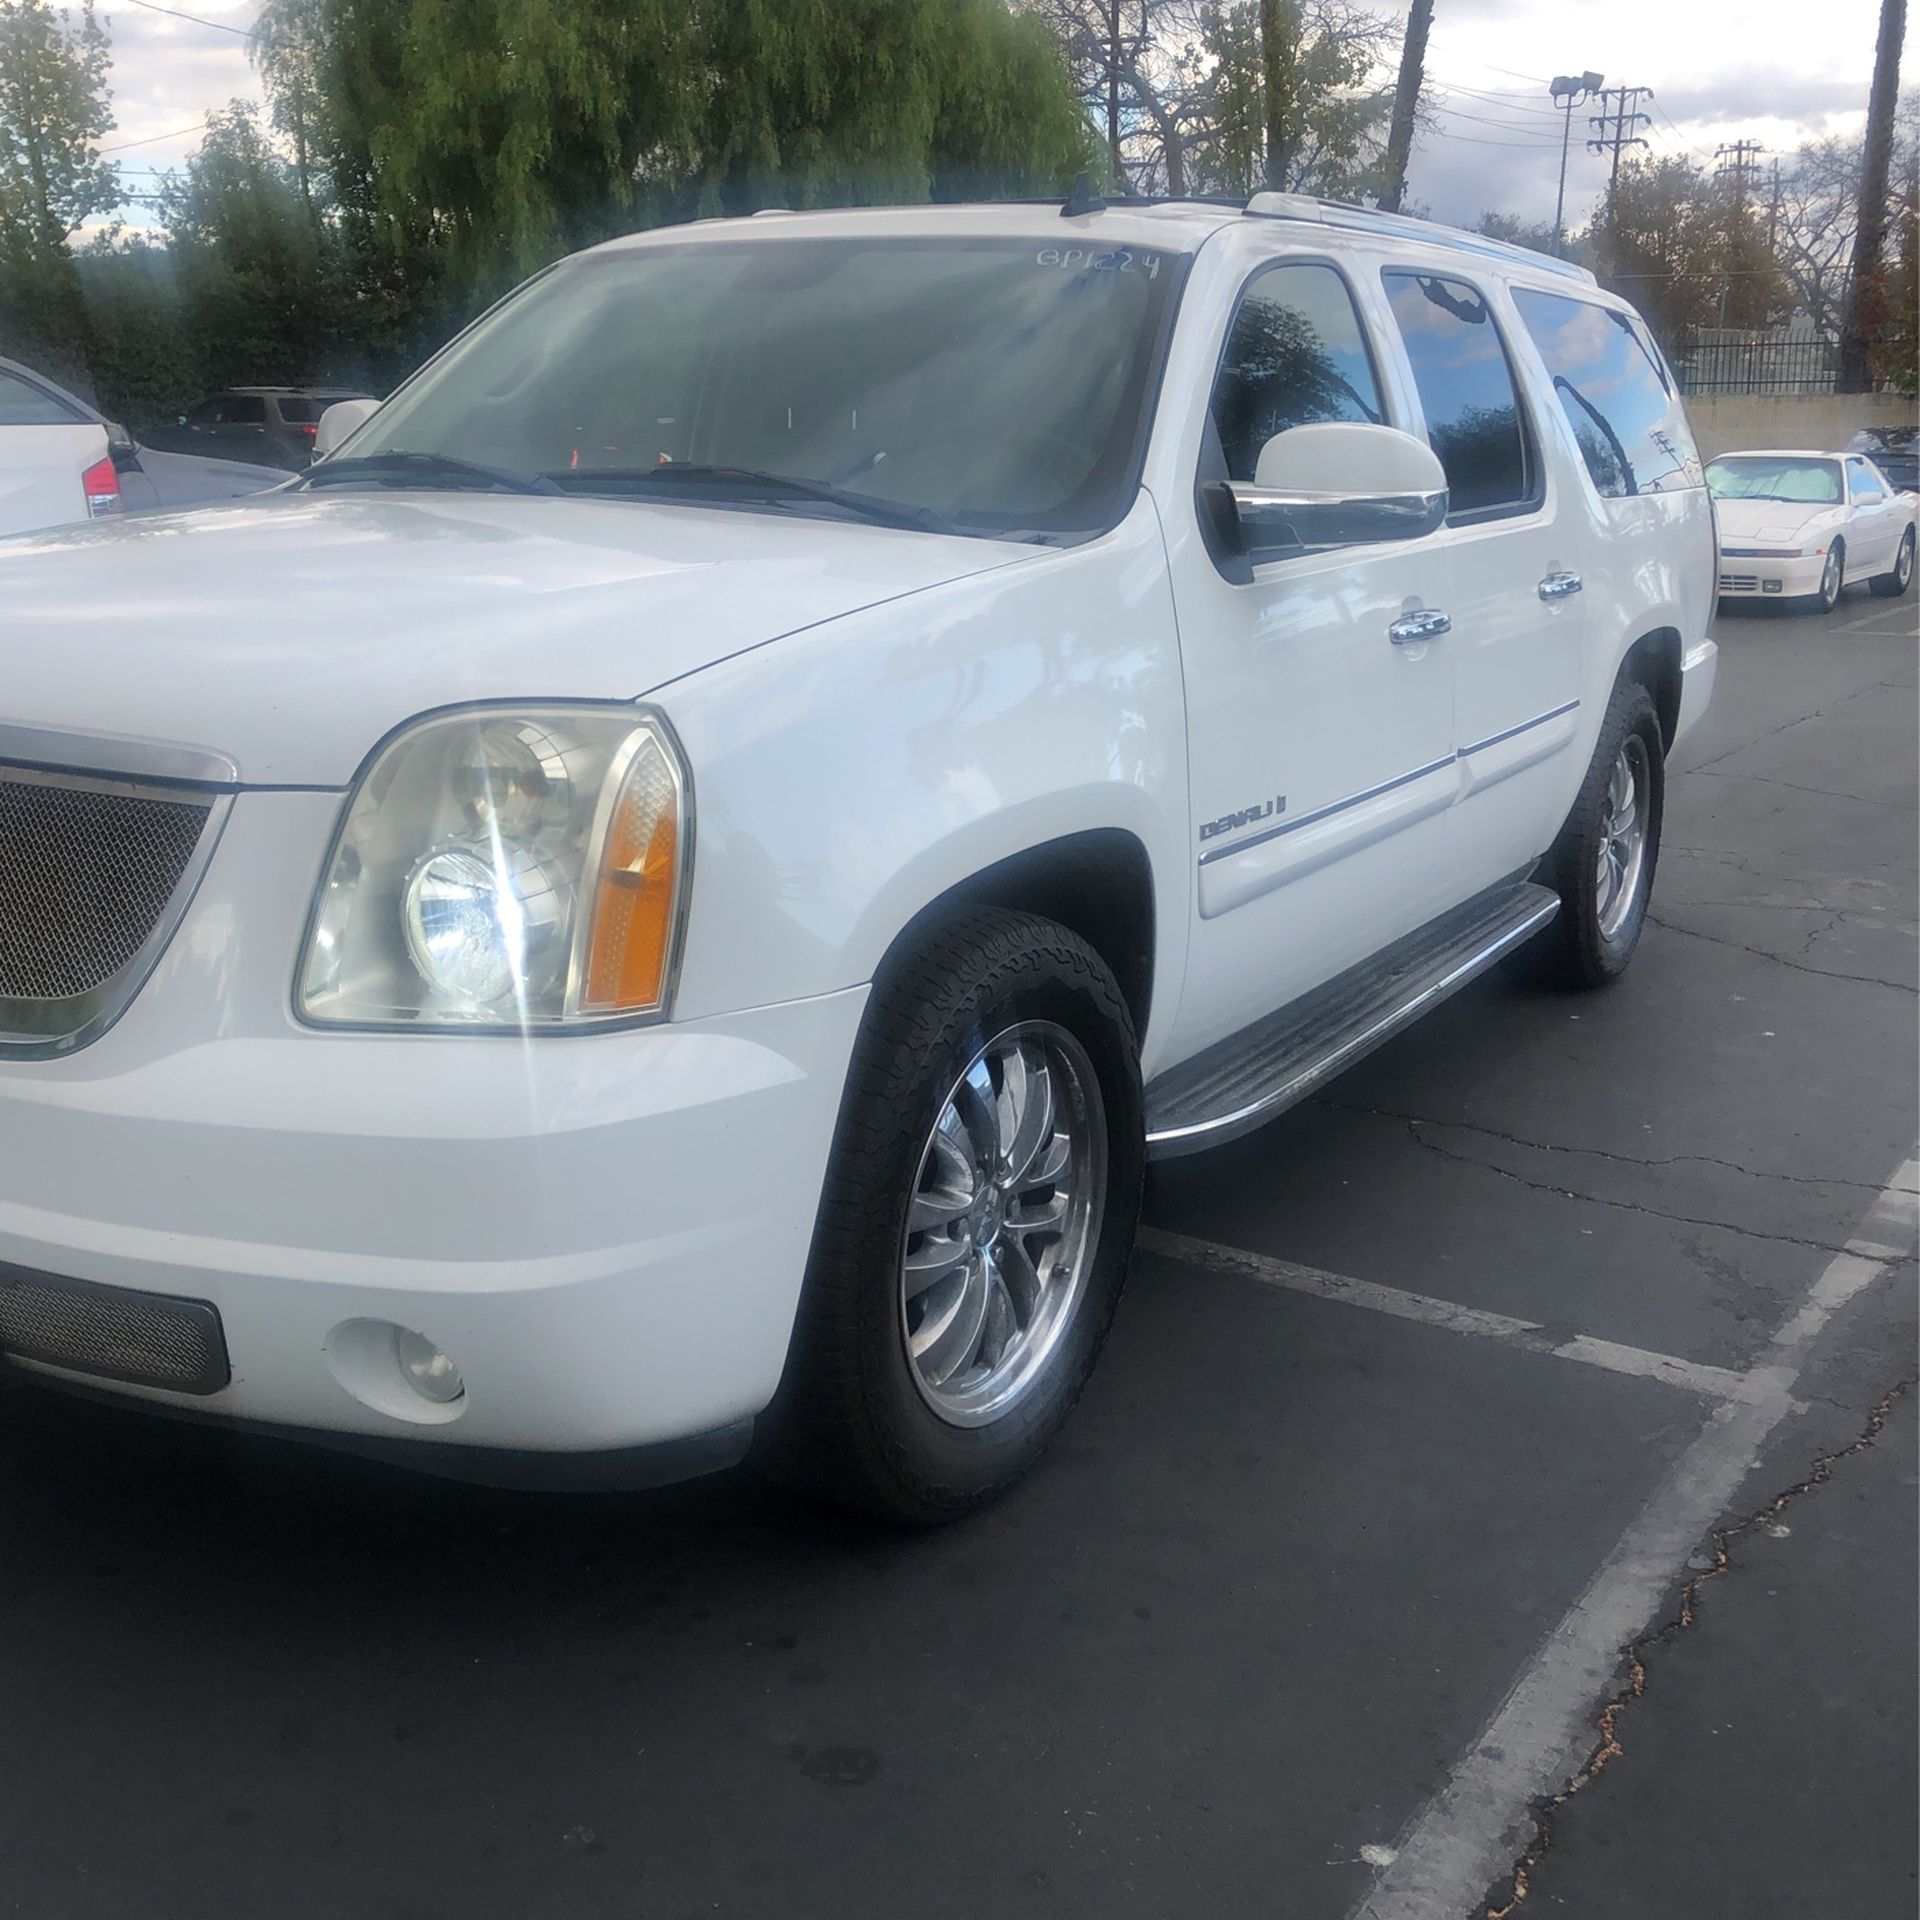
left=1538, top=571, right=1583, bottom=600
left=1388, top=608, right=1452, bottom=645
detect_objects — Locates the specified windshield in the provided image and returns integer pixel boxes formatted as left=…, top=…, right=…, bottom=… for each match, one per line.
left=344, top=235, right=1186, bottom=539
left=1705, top=456, right=1842, bottom=505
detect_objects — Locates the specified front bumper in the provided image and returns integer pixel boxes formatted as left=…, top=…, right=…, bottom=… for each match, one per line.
left=0, top=790, right=865, bottom=1463
left=1716, top=551, right=1829, bottom=598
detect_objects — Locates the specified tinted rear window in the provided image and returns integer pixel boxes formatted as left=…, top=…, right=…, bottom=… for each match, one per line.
left=1511, top=289, right=1701, bottom=498
left=0, top=368, right=84, bottom=426
left=277, top=398, right=318, bottom=423
left=1382, top=270, right=1537, bottom=518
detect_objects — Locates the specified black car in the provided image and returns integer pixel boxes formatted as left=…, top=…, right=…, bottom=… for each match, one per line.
left=0, top=356, right=287, bottom=513
left=146, top=385, right=377, bottom=471
left=1848, top=426, right=1918, bottom=494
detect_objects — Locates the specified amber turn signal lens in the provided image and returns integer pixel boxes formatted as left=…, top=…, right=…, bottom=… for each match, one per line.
left=581, top=739, right=681, bottom=1012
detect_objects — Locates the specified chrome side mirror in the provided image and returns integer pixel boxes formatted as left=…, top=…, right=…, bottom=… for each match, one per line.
left=1228, top=421, right=1449, bottom=555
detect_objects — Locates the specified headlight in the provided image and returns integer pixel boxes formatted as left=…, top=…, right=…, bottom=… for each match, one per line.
left=298, top=705, right=689, bottom=1030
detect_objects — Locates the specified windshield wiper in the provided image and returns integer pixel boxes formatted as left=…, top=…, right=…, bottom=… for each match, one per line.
left=302, top=450, right=562, bottom=496
left=543, top=463, right=961, bottom=535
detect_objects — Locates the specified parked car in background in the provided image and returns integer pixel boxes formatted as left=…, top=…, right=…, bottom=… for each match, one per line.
left=145, top=385, right=377, bottom=471
left=1847, top=425, right=1918, bottom=494
left=0, top=357, right=285, bottom=523
left=0, top=196, right=1716, bottom=1521
left=0, top=363, right=114, bottom=536
left=1708, top=447, right=1917, bottom=612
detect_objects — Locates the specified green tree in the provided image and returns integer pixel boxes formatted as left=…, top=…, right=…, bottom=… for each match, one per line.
left=1588, top=155, right=1790, bottom=347
left=1198, top=0, right=1392, bottom=198
left=0, top=0, right=118, bottom=368
left=158, top=100, right=356, bottom=387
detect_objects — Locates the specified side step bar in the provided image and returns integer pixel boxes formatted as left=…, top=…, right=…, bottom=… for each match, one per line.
left=1144, top=880, right=1559, bottom=1160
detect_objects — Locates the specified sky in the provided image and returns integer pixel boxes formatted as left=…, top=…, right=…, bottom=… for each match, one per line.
left=91, top=0, right=1914, bottom=235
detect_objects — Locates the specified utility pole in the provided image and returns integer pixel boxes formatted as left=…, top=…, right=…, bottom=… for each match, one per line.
left=1713, top=138, right=1767, bottom=199
left=1377, top=0, right=1435, bottom=214
left=1839, top=0, right=1906, bottom=392
left=1586, top=85, right=1651, bottom=225
left=1549, top=71, right=1604, bottom=258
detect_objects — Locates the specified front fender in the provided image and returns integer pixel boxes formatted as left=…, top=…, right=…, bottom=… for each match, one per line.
left=658, top=495, right=1190, bottom=1071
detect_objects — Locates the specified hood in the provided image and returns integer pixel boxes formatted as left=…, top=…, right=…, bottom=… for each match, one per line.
left=0, top=491, right=1024, bottom=786
left=1713, top=496, right=1839, bottom=548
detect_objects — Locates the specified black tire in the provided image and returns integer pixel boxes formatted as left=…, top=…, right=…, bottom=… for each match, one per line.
left=1806, top=539, right=1846, bottom=613
left=760, top=906, right=1144, bottom=1524
left=1870, top=526, right=1915, bottom=598
left=1540, top=678, right=1665, bottom=988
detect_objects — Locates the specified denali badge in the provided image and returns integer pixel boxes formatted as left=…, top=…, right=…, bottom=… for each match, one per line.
left=1199, top=795, right=1286, bottom=842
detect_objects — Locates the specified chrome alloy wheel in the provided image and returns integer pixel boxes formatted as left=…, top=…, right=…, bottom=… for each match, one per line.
left=1899, top=534, right=1914, bottom=591
left=1819, top=547, right=1843, bottom=608
left=1594, top=733, right=1651, bottom=941
left=899, top=1021, right=1106, bottom=1428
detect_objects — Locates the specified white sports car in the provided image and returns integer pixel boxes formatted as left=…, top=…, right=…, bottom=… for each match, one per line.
left=1708, top=447, right=1917, bottom=612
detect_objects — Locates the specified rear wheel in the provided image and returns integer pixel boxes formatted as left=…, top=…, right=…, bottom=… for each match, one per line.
left=1541, top=679, right=1665, bottom=988
left=763, top=907, right=1144, bottom=1523
left=1870, top=526, right=1915, bottom=598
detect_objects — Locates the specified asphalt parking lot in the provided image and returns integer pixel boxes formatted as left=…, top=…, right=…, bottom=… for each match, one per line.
left=1, top=588, right=1913, bottom=1920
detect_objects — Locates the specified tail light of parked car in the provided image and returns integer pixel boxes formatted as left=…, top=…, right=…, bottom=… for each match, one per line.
left=81, top=454, right=122, bottom=518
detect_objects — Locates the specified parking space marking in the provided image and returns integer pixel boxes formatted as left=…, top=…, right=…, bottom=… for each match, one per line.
left=1346, top=1143, right=1919, bottom=1920
left=1138, top=1228, right=1762, bottom=1403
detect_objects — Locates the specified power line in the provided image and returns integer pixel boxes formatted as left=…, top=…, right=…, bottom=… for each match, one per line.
left=116, top=0, right=258, bottom=37
left=1430, top=102, right=1564, bottom=139
left=103, top=118, right=211, bottom=152
left=1429, top=77, right=1561, bottom=117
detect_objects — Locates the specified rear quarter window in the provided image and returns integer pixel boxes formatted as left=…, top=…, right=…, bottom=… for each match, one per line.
left=0, top=368, right=84, bottom=426
left=1511, top=289, right=1702, bottom=499
left=276, top=398, right=318, bottom=423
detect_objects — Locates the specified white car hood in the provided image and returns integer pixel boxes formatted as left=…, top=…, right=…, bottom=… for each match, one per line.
left=1714, top=496, right=1836, bottom=548
left=0, top=491, right=1025, bottom=785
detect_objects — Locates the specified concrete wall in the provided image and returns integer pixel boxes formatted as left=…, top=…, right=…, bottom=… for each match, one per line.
left=1686, top=391, right=1916, bottom=459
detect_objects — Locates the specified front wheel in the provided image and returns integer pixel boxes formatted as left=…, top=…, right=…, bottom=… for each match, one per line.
left=1808, top=541, right=1846, bottom=613
left=763, top=907, right=1144, bottom=1522
left=1541, top=679, right=1665, bottom=987
left=1870, top=526, right=1915, bottom=598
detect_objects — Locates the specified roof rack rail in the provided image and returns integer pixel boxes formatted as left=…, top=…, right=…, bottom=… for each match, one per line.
left=1243, top=191, right=1596, bottom=284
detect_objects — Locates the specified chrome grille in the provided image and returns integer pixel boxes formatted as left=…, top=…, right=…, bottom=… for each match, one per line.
left=0, top=767, right=221, bottom=1053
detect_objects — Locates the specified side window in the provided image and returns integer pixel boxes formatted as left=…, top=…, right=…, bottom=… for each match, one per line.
left=1511, top=288, right=1702, bottom=500
left=1208, top=261, right=1384, bottom=482
left=1850, top=458, right=1884, bottom=504
left=225, top=395, right=268, bottom=425
left=1382, top=270, right=1536, bottom=518
left=0, top=368, right=82, bottom=425
left=187, top=398, right=227, bottom=426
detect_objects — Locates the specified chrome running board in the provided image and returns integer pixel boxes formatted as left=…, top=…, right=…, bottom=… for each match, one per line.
left=1144, top=880, right=1559, bottom=1160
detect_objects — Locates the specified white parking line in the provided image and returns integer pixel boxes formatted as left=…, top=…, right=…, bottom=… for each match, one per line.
left=1344, top=1145, right=1919, bottom=1920
left=1137, top=1227, right=1764, bottom=1403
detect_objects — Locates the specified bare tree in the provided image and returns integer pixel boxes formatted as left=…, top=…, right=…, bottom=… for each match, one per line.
left=1029, top=0, right=1394, bottom=200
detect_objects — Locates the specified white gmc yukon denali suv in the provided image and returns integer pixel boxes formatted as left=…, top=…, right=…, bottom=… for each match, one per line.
left=0, top=195, right=1715, bottom=1520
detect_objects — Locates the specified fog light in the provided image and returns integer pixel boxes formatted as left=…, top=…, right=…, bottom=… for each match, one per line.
left=394, top=1326, right=464, bottom=1404
left=1762, top=579, right=1783, bottom=594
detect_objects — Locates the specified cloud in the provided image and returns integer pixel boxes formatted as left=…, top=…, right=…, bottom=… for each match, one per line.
left=97, top=0, right=267, bottom=225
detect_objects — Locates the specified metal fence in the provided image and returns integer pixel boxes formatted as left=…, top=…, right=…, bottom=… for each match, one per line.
left=1670, top=331, right=1838, bottom=396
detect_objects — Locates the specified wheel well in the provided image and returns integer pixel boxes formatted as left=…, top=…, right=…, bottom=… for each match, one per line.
left=1623, top=628, right=1682, bottom=750
left=886, top=830, right=1157, bottom=1038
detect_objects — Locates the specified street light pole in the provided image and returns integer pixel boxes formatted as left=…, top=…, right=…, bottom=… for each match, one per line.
left=1550, top=71, right=1604, bottom=257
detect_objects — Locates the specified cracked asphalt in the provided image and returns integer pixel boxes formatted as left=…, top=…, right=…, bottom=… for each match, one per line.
left=0, top=589, right=1913, bottom=1920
